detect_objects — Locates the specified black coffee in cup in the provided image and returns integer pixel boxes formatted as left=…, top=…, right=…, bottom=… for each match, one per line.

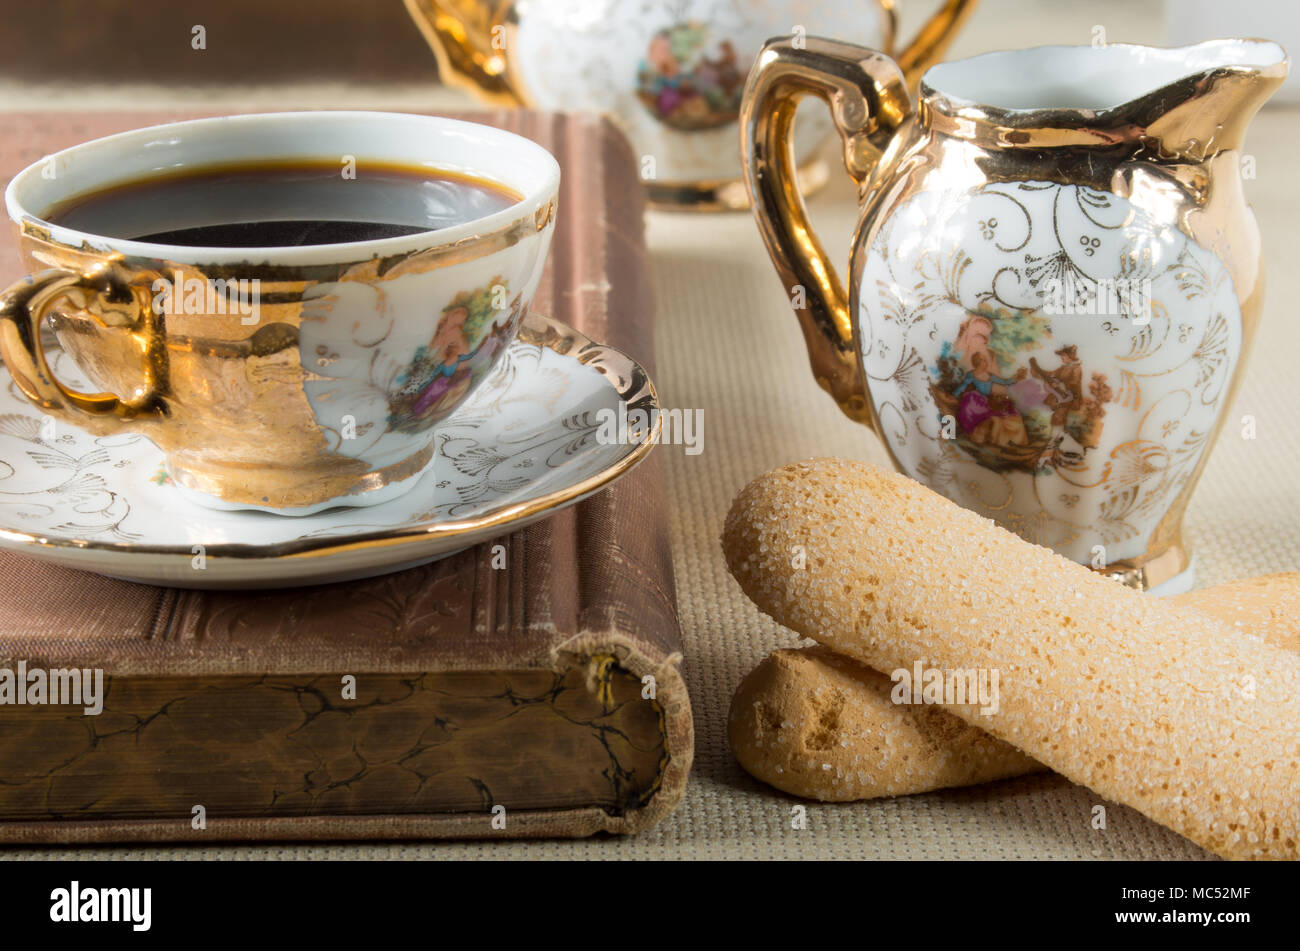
left=43, top=159, right=521, bottom=248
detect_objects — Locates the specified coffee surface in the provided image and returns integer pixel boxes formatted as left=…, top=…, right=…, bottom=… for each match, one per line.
left=44, top=160, right=521, bottom=248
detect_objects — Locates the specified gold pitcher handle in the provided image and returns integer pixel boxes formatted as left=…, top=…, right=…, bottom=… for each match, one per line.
left=889, top=0, right=978, bottom=92
left=741, top=37, right=912, bottom=426
left=0, top=262, right=166, bottom=429
left=403, top=0, right=525, bottom=106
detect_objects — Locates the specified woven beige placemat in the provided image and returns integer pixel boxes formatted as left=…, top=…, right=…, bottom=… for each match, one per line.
left=6, top=0, right=1298, bottom=860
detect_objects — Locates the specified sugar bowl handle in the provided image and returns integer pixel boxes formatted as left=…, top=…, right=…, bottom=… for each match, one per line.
left=403, top=0, right=525, bottom=106
left=894, top=0, right=979, bottom=92
left=740, top=37, right=912, bottom=425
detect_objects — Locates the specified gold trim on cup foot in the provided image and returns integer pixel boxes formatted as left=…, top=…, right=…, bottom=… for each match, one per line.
left=165, top=444, right=435, bottom=515
left=1093, top=540, right=1192, bottom=593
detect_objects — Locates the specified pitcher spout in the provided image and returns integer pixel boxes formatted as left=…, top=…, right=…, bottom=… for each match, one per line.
left=920, top=38, right=1288, bottom=159
left=1143, top=39, right=1288, bottom=162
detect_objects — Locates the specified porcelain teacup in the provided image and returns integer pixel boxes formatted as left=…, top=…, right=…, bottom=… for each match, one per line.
left=0, top=111, right=559, bottom=515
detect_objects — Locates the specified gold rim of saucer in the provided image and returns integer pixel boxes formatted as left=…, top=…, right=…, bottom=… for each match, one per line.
left=0, top=312, right=660, bottom=563
left=647, top=157, right=831, bottom=212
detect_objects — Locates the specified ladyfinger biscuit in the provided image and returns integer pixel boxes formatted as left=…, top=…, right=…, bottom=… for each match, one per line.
left=730, top=644, right=1042, bottom=801
left=722, top=459, right=1300, bottom=859
left=1189, top=573, right=1300, bottom=654
left=729, top=575, right=1300, bottom=802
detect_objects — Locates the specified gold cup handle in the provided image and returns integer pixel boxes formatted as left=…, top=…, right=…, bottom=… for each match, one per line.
left=891, top=0, right=978, bottom=91
left=741, top=37, right=913, bottom=426
left=0, top=262, right=165, bottom=430
left=403, top=0, right=524, bottom=106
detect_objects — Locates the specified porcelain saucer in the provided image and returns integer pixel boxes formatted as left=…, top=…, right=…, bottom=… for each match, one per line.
left=0, top=314, right=658, bottom=588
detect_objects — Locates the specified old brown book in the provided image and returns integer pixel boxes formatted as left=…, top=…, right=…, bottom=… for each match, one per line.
left=0, top=110, right=692, bottom=843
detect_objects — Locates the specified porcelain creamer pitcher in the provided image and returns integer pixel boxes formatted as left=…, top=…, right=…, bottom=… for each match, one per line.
left=405, top=0, right=975, bottom=209
left=742, top=37, right=1288, bottom=592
